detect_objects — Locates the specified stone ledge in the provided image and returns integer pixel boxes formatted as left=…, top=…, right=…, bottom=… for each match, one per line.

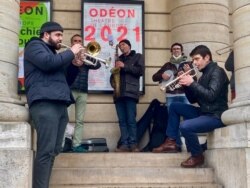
left=0, top=122, right=32, bottom=149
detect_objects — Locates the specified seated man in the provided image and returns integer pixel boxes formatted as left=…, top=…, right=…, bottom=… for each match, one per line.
left=153, top=45, right=229, bottom=168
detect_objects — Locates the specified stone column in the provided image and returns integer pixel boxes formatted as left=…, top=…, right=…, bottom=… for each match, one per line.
left=170, top=0, right=230, bottom=63
left=169, top=1, right=243, bottom=187
left=207, top=1, right=250, bottom=187
left=0, top=1, right=32, bottom=188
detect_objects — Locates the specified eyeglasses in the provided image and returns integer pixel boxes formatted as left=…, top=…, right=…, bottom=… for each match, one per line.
left=172, top=47, right=181, bottom=50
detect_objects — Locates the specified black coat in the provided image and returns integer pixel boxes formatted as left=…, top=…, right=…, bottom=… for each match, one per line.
left=117, top=50, right=144, bottom=102
left=184, top=62, right=229, bottom=118
left=24, top=37, right=78, bottom=107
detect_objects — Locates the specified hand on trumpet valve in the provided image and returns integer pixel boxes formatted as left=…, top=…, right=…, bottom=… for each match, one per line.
left=72, top=48, right=86, bottom=67
left=178, top=74, right=194, bottom=86
left=71, top=43, right=84, bottom=55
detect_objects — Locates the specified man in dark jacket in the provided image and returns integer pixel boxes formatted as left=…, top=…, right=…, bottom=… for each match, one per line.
left=24, top=21, right=83, bottom=188
left=110, top=39, right=144, bottom=152
left=153, top=45, right=229, bottom=168
left=69, top=34, right=101, bottom=152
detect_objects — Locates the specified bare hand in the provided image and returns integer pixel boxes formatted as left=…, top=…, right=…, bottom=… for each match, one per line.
left=115, top=61, right=124, bottom=68
left=183, top=64, right=191, bottom=72
left=71, top=44, right=83, bottom=55
left=179, top=74, right=194, bottom=86
left=162, top=73, right=171, bottom=81
left=72, top=59, right=84, bottom=67
left=177, top=71, right=184, bottom=77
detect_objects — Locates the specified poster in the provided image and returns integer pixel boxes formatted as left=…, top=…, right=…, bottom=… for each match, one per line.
left=82, top=0, right=145, bottom=93
left=18, top=0, right=51, bottom=93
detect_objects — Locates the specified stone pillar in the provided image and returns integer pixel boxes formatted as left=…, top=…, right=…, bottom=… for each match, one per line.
left=0, top=1, right=32, bottom=188
left=170, top=0, right=230, bottom=63
left=204, top=1, right=250, bottom=187
left=169, top=1, right=243, bottom=187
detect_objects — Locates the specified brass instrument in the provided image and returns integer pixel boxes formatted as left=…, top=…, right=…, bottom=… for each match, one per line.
left=110, top=44, right=121, bottom=99
left=59, top=41, right=110, bottom=68
left=160, top=67, right=197, bottom=91
left=216, top=45, right=233, bottom=55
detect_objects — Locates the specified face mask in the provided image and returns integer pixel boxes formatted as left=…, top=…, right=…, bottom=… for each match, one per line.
left=173, top=54, right=182, bottom=59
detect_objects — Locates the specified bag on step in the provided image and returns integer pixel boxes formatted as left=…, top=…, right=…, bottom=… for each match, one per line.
left=81, top=138, right=109, bottom=152
left=142, top=104, right=168, bottom=152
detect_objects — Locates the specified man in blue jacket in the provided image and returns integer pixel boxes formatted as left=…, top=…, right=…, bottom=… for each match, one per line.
left=24, top=21, right=83, bottom=188
left=153, top=45, right=229, bottom=168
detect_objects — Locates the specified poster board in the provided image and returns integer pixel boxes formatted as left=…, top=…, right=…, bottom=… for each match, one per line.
left=18, top=0, right=51, bottom=93
left=82, top=0, right=145, bottom=94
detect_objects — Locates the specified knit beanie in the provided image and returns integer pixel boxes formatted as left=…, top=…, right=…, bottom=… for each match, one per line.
left=119, top=39, right=131, bottom=48
left=40, top=21, right=63, bottom=34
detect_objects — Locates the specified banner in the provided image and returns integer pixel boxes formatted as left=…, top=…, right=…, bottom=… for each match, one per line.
left=82, top=0, right=145, bottom=93
left=18, top=1, right=51, bottom=93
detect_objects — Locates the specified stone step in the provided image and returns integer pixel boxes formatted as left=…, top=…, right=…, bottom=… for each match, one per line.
left=50, top=183, right=223, bottom=188
left=54, top=153, right=191, bottom=168
left=50, top=167, right=215, bottom=185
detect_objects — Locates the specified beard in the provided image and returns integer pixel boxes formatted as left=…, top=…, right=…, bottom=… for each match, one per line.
left=48, top=36, right=61, bottom=50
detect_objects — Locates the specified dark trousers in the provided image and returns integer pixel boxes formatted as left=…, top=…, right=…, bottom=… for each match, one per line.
left=115, top=97, right=137, bottom=146
left=166, top=102, right=224, bottom=156
left=30, top=101, right=69, bottom=188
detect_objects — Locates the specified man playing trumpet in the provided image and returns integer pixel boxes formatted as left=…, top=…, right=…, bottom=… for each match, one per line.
left=24, top=21, right=83, bottom=188
left=67, top=34, right=101, bottom=152
left=153, top=45, right=229, bottom=168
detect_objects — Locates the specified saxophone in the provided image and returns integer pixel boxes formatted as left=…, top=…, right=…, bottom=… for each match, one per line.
left=110, top=44, right=121, bottom=99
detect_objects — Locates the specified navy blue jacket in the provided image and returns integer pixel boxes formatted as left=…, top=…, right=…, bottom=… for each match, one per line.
left=24, top=37, right=78, bottom=107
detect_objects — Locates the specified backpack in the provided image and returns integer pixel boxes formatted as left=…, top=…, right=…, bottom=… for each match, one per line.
left=141, top=103, right=168, bottom=152
left=117, top=99, right=168, bottom=152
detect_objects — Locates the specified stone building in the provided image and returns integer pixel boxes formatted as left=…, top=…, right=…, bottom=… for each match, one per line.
left=1, top=0, right=250, bottom=187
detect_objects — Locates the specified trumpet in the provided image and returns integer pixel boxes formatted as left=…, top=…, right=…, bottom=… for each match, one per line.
left=59, top=41, right=110, bottom=68
left=160, top=68, right=197, bottom=91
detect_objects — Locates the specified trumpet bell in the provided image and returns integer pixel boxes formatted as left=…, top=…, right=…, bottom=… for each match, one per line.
left=86, top=41, right=101, bottom=56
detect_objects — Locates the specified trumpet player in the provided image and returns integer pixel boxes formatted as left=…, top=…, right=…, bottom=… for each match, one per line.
left=24, top=21, right=84, bottom=188
left=67, top=34, right=101, bottom=152
left=153, top=45, right=229, bottom=168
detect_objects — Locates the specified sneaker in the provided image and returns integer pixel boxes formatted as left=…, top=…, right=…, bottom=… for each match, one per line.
left=115, top=145, right=130, bottom=152
left=72, top=145, right=88, bottom=153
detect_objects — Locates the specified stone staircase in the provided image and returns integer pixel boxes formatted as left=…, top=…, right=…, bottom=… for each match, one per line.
left=50, top=152, right=222, bottom=188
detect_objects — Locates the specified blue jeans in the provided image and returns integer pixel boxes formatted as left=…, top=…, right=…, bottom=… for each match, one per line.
left=30, top=101, right=69, bottom=188
left=166, top=102, right=224, bottom=156
left=115, top=97, right=137, bottom=147
left=166, top=96, right=189, bottom=146
left=166, top=95, right=189, bottom=108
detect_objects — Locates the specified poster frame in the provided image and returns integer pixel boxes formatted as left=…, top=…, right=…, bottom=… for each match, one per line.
left=18, top=0, right=52, bottom=94
left=82, top=0, right=145, bottom=94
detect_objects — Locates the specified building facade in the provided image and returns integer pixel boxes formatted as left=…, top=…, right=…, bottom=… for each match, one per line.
left=1, top=0, right=250, bottom=187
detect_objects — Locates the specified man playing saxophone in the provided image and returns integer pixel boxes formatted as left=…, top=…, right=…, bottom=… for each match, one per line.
left=110, top=39, right=144, bottom=152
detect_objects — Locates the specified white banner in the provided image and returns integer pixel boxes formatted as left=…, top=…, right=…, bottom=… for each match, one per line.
left=83, top=0, right=144, bottom=93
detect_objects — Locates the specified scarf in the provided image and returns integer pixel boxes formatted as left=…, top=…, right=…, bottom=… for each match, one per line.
left=170, top=55, right=187, bottom=64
